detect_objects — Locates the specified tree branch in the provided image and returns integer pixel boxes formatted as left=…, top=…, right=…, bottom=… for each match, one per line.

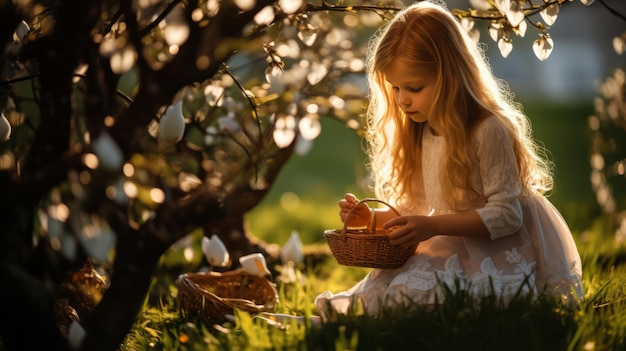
left=598, top=0, right=626, bottom=22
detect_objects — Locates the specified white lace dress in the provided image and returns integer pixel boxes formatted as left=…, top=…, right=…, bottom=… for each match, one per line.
left=315, top=118, right=583, bottom=317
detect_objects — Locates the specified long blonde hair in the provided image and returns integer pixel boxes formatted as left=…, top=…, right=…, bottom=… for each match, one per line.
left=365, top=1, right=553, bottom=212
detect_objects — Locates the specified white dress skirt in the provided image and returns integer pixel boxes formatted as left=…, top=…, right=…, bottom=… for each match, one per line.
left=315, top=118, right=583, bottom=318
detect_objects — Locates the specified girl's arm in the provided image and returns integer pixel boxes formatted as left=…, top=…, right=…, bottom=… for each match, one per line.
left=382, top=118, right=524, bottom=246
left=383, top=211, right=489, bottom=246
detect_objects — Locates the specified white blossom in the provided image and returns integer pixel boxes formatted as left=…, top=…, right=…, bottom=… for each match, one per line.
left=158, top=100, right=185, bottom=144
left=201, top=234, right=230, bottom=267
left=280, top=231, right=303, bottom=265
left=0, top=113, right=11, bottom=142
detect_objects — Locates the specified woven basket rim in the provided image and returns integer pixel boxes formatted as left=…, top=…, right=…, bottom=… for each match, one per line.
left=324, top=228, right=397, bottom=239
left=176, top=269, right=277, bottom=323
left=180, top=272, right=276, bottom=305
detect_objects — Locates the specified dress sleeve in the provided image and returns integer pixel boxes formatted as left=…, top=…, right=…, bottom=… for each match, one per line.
left=473, top=118, right=524, bottom=240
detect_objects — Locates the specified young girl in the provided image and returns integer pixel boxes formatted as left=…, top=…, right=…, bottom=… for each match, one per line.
left=315, top=1, right=583, bottom=317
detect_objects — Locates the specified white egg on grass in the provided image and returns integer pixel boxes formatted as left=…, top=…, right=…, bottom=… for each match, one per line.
left=239, top=253, right=271, bottom=277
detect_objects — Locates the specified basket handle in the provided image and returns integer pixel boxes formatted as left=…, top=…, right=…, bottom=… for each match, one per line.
left=342, top=198, right=401, bottom=236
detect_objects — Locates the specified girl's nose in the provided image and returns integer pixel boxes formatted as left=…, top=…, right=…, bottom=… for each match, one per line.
left=398, top=93, right=410, bottom=108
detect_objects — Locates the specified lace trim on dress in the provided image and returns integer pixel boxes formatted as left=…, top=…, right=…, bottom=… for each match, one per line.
left=388, top=249, right=538, bottom=302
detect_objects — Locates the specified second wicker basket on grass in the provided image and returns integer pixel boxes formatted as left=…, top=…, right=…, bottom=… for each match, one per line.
left=176, top=269, right=278, bottom=324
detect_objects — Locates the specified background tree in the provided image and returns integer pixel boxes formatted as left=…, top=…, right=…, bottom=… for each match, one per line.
left=588, top=65, right=626, bottom=243
left=0, top=0, right=623, bottom=350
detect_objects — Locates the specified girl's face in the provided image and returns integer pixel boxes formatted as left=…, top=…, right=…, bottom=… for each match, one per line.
left=383, top=59, right=436, bottom=123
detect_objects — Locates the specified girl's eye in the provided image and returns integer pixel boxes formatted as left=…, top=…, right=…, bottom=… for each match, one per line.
left=390, top=85, right=422, bottom=93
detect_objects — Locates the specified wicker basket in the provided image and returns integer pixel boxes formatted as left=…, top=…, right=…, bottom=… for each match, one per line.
left=176, top=269, right=278, bottom=324
left=324, top=198, right=418, bottom=269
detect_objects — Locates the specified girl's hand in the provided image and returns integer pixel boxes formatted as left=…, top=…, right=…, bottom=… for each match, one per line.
left=339, top=193, right=372, bottom=228
left=383, top=215, right=435, bottom=246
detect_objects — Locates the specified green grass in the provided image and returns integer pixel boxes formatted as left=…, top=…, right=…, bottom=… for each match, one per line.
left=124, top=215, right=626, bottom=351
left=125, top=231, right=626, bottom=350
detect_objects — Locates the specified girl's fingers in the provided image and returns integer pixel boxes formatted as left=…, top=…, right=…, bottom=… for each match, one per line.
left=344, top=194, right=358, bottom=208
left=383, top=216, right=404, bottom=229
left=345, top=193, right=357, bottom=203
left=387, top=224, right=404, bottom=239
left=388, top=231, right=407, bottom=245
left=339, top=200, right=354, bottom=213
left=339, top=195, right=358, bottom=222
left=388, top=226, right=416, bottom=246
left=339, top=194, right=374, bottom=227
